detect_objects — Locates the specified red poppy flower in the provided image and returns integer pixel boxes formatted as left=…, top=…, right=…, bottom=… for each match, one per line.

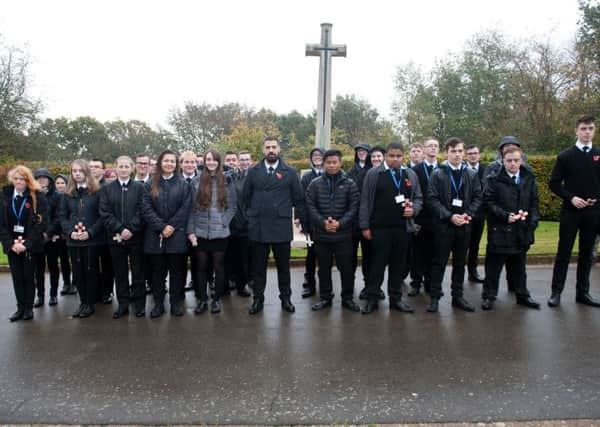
left=276, top=172, right=283, bottom=180
left=25, top=202, right=31, bottom=209
left=594, top=155, right=599, bottom=161
left=405, top=179, right=412, bottom=187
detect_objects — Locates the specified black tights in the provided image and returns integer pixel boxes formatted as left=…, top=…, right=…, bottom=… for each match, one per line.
left=193, top=250, right=225, bottom=301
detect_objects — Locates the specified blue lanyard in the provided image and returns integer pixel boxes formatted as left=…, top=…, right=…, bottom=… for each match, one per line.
left=12, top=195, right=27, bottom=225
left=449, top=168, right=463, bottom=197
left=389, top=168, right=403, bottom=191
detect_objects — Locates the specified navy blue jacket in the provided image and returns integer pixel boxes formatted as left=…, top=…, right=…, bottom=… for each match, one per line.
left=242, top=159, right=307, bottom=243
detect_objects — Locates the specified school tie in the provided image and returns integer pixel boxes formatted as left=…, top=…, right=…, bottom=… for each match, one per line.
left=268, top=166, right=275, bottom=176
left=583, top=146, right=590, bottom=154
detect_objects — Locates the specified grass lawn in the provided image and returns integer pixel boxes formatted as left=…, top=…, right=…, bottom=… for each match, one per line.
left=0, top=221, right=576, bottom=266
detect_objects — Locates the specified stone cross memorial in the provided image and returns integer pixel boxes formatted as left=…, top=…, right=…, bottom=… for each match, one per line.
left=306, top=23, right=346, bottom=150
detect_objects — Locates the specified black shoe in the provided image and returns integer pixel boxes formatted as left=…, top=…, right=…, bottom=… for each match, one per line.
left=22, top=309, right=34, bottom=320
left=378, top=289, right=386, bottom=300
left=60, top=285, right=70, bottom=295
left=184, top=281, right=194, bottom=292
left=516, top=296, right=541, bottom=309
left=67, top=284, right=78, bottom=295
left=407, top=287, right=420, bottom=297
left=48, top=296, right=58, bottom=306
left=361, top=300, right=378, bottom=314
left=302, top=287, right=315, bottom=298
left=426, top=298, right=439, bottom=313
left=576, top=293, right=600, bottom=307
left=249, top=299, right=264, bottom=315
left=72, top=304, right=84, bottom=318
left=311, top=300, right=332, bottom=311
left=548, top=293, right=561, bottom=307
left=9, top=310, right=24, bottom=322
left=358, top=288, right=368, bottom=300
left=102, top=295, right=113, bottom=304
left=229, top=280, right=237, bottom=291
left=150, top=303, right=165, bottom=318
left=210, top=300, right=221, bottom=314
left=79, top=304, right=95, bottom=318
left=389, top=299, right=414, bottom=313
left=237, top=286, right=252, bottom=298
left=171, top=302, right=185, bottom=317
left=34, top=297, right=44, bottom=308
left=112, top=306, right=129, bottom=319
left=481, top=298, right=494, bottom=310
left=194, top=301, right=208, bottom=314
left=452, top=297, right=475, bottom=312
left=342, top=299, right=361, bottom=312
left=281, top=299, right=295, bottom=313
left=135, top=307, right=146, bottom=317
left=468, top=273, right=485, bottom=283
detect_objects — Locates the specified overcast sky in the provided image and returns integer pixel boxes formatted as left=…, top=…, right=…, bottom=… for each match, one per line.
left=0, top=0, right=580, bottom=128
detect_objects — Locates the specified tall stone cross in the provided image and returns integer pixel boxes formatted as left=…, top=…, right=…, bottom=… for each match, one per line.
left=306, top=23, right=346, bottom=150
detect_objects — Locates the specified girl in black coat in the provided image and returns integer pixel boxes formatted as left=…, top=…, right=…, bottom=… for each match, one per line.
left=141, top=150, right=192, bottom=318
left=0, top=165, right=47, bottom=322
left=59, top=159, right=104, bottom=318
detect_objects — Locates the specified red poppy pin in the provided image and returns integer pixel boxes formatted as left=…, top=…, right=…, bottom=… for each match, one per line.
left=25, top=202, right=31, bottom=209
left=405, top=178, right=412, bottom=187
left=275, top=172, right=283, bottom=180
left=594, top=155, right=599, bottom=161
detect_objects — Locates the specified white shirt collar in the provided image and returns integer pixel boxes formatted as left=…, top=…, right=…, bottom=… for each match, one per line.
left=13, top=189, right=24, bottom=198
left=135, top=174, right=149, bottom=183
left=118, top=178, right=130, bottom=186
left=424, top=159, right=438, bottom=168
left=77, top=183, right=87, bottom=189
left=264, top=160, right=279, bottom=171
left=468, top=162, right=479, bottom=170
left=507, top=171, right=520, bottom=180
left=448, top=163, right=462, bottom=171
left=162, top=174, right=174, bottom=180
left=182, top=172, right=196, bottom=179
left=576, top=140, right=593, bottom=151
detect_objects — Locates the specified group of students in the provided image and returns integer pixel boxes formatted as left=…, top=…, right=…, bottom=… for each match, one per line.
left=2, top=115, right=600, bottom=322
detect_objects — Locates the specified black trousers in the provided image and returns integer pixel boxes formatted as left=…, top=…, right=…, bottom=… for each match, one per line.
left=429, top=223, right=471, bottom=300
left=227, top=234, right=251, bottom=290
left=551, top=208, right=599, bottom=295
left=109, top=243, right=145, bottom=309
left=412, top=224, right=435, bottom=293
left=303, top=242, right=317, bottom=288
left=97, top=244, right=114, bottom=301
left=467, top=218, right=485, bottom=274
left=483, top=251, right=530, bottom=301
left=184, top=245, right=200, bottom=298
left=314, top=239, right=354, bottom=301
left=352, top=231, right=372, bottom=285
left=69, top=246, right=100, bottom=306
left=8, top=251, right=36, bottom=310
left=192, top=245, right=227, bottom=301
left=34, top=240, right=71, bottom=299
left=150, top=254, right=186, bottom=306
left=251, top=241, right=291, bottom=302
left=366, top=228, right=409, bottom=302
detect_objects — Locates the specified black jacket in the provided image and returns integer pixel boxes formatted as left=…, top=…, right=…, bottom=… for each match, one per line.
left=305, top=171, right=359, bottom=243
left=99, top=179, right=145, bottom=245
left=427, top=164, right=483, bottom=223
left=242, top=159, right=307, bottom=243
left=59, top=187, right=105, bottom=247
left=141, top=176, right=192, bottom=254
left=229, top=171, right=249, bottom=237
left=485, top=165, right=539, bottom=253
left=358, top=164, right=423, bottom=232
left=0, top=186, right=47, bottom=254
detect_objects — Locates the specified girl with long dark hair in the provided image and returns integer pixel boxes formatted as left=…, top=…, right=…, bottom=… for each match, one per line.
left=141, top=150, right=192, bottom=318
left=187, top=150, right=237, bottom=314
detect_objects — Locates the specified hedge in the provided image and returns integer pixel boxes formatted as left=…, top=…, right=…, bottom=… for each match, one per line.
left=0, top=155, right=563, bottom=220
